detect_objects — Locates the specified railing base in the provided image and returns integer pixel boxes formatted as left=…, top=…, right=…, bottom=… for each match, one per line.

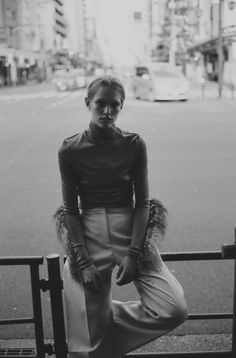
left=123, top=351, right=232, bottom=358
left=0, top=348, right=35, bottom=358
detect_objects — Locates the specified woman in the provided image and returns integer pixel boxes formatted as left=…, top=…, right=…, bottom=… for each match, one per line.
left=57, top=76, right=187, bottom=358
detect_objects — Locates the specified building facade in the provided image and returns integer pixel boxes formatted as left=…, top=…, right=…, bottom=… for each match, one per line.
left=187, top=0, right=236, bottom=85
left=54, top=0, right=67, bottom=51
left=0, top=0, right=71, bottom=85
left=127, top=0, right=150, bottom=65
left=0, top=0, right=44, bottom=85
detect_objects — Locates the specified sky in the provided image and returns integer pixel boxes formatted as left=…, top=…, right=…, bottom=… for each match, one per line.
left=88, top=0, right=148, bottom=66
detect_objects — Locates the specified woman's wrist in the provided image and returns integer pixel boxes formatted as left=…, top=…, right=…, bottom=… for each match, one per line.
left=72, top=243, right=93, bottom=271
left=76, top=257, right=93, bottom=271
left=71, top=242, right=86, bottom=249
left=127, top=245, right=142, bottom=264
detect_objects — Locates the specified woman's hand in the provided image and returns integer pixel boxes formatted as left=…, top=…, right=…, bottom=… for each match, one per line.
left=82, top=263, right=104, bottom=293
left=116, top=256, right=138, bottom=286
left=72, top=245, right=103, bottom=293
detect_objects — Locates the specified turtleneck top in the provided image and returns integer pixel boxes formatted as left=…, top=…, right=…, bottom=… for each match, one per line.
left=58, top=122, right=149, bottom=212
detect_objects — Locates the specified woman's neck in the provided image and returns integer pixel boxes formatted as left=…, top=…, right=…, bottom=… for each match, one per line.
left=88, top=121, right=117, bottom=142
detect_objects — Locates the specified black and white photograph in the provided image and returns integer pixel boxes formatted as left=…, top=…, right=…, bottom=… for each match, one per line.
left=1, top=1, right=236, bottom=358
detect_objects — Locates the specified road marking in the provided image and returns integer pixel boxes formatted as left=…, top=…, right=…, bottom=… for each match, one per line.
left=48, top=91, right=82, bottom=108
left=0, top=90, right=84, bottom=102
left=0, top=91, right=55, bottom=101
left=126, top=98, right=161, bottom=107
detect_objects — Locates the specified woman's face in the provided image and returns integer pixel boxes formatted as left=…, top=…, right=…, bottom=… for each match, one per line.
left=86, top=85, right=123, bottom=128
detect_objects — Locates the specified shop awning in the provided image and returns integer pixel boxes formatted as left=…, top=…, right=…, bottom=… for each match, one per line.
left=0, top=46, right=49, bottom=61
left=187, top=32, right=236, bottom=55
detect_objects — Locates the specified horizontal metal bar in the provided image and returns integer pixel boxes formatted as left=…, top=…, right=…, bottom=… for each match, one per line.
left=0, top=318, right=34, bottom=325
left=161, top=251, right=224, bottom=261
left=188, top=313, right=233, bottom=320
left=63, top=249, right=236, bottom=263
left=0, top=256, right=43, bottom=266
left=124, top=351, right=232, bottom=358
left=0, top=314, right=231, bottom=327
left=63, top=252, right=223, bottom=263
left=1, top=313, right=231, bottom=326
left=1, top=249, right=234, bottom=267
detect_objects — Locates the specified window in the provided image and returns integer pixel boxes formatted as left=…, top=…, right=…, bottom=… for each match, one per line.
left=136, top=67, right=149, bottom=77
left=133, top=12, right=142, bottom=21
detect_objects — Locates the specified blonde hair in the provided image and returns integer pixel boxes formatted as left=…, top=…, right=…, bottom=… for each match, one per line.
left=86, top=75, right=125, bottom=102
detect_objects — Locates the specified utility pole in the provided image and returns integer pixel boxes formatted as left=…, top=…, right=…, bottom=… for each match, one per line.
left=148, top=0, right=153, bottom=62
left=218, top=0, right=224, bottom=98
left=169, top=0, right=176, bottom=66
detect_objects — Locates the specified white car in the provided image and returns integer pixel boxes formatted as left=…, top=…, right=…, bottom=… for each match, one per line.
left=52, top=68, right=86, bottom=91
left=132, top=63, right=189, bottom=101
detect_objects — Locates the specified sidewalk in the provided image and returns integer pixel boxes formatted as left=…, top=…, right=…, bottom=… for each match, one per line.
left=0, top=80, right=55, bottom=96
left=124, top=79, right=236, bottom=100
left=189, top=80, right=235, bottom=100
left=0, top=334, right=232, bottom=354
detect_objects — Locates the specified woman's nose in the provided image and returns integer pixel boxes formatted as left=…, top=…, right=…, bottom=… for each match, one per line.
left=103, top=105, right=111, bottom=114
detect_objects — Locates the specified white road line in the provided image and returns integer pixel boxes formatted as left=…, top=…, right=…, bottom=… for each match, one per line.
left=48, top=91, right=82, bottom=108
left=0, top=90, right=84, bottom=102
left=0, top=91, right=57, bottom=101
left=126, top=98, right=161, bottom=107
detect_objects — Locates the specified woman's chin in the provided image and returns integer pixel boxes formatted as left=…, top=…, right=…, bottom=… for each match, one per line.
left=99, top=119, right=114, bottom=127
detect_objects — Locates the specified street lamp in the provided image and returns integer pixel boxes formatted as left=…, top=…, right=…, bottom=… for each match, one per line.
left=211, top=0, right=224, bottom=97
left=218, top=0, right=224, bottom=98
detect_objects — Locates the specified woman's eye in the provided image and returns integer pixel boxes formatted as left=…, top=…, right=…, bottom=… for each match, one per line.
left=96, top=100, right=106, bottom=107
left=95, top=100, right=120, bottom=110
left=111, top=103, right=120, bottom=109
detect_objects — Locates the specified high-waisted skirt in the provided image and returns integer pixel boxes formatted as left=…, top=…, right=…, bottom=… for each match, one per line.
left=63, top=207, right=188, bottom=358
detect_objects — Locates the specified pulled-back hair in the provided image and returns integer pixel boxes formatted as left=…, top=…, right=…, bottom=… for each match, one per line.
left=86, top=75, right=125, bottom=102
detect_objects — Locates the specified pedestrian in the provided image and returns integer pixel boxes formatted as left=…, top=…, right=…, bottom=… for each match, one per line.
left=10, top=59, right=17, bottom=86
left=55, top=75, right=187, bottom=358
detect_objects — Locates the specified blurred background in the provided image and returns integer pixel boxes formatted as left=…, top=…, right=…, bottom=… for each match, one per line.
left=0, top=0, right=235, bottom=95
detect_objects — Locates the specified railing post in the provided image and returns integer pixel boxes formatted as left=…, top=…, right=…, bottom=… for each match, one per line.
left=30, top=263, right=45, bottom=358
left=46, top=254, right=67, bottom=358
left=232, top=228, right=236, bottom=355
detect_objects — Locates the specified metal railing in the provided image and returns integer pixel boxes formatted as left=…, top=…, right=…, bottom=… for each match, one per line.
left=0, top=256, right=46, bottom=358
left=124, top=239, right=236, bottom=358
left=0, top=255, right=67, bottom=358
left=1, top=234, right=236, bottom=358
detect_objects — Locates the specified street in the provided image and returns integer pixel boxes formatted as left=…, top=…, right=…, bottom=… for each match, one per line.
left=1, top=83, right=236, bottom=339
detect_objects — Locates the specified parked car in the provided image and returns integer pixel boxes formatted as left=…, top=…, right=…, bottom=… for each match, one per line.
left=52, top=68, right=86, bottom=91
left=132, top=63, right=189, bottom=101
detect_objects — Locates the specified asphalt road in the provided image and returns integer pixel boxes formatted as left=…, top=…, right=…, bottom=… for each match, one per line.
left=1, top=84, right=236, bottom=339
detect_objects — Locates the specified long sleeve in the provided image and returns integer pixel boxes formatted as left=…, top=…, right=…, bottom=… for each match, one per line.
left=132, top=137, right=150, bottom=209
left=58, top=145, right=86, bottom=245
left=58, top=146, right=79, bottom=214
left=131, top=137, right=150, bottom=248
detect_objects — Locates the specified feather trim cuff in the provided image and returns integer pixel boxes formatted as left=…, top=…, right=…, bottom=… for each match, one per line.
left=53, top=199, right=167, bottom=283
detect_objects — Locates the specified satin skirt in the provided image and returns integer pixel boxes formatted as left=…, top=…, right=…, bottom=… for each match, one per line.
left=63, top=207, right=187, bottom=358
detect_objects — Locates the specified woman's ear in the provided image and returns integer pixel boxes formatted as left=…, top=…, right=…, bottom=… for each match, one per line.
left=85, top=97, right=90, bottom=109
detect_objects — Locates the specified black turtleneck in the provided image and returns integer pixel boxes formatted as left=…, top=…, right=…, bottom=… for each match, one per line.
left=87, top=121, right=117, bottom=143
left=58, top=122, right=149, bottom=211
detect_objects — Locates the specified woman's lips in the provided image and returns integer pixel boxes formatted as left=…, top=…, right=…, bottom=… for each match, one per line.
left=100, top=117, right=113, bottom=120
